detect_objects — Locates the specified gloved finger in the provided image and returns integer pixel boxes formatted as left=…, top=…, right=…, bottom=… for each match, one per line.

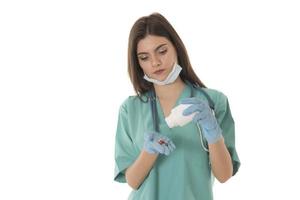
left=180, top=97, right=202, bottom=105
left=156, top=135, right=175, bottom=149
left=160, top=135, right=171, bottom=143
left=157, top=137, right=167, bottom=145
left=152, top=142, right=165, bottom=154
left=168, top=140, right=176, bottom=150
left=167, top=141, right=176, bottom=152
left=165, top=139, right=176, bottom=152
left=156, top=138, right=174, bottom=155
left=183, top=104, right=204, bottom=116
left=159, top=137, right=175, bottom=152
left=192, top=112, right=206, bottom=123
left=163, top=145, right=171, bottom=156
left=170, top=140, right=176, bottom=150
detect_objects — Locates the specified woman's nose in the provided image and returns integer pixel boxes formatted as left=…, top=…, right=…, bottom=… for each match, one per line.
left=151, top=56, right=161, bottom=67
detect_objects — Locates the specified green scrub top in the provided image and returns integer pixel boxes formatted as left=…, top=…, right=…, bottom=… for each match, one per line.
left=114, top=83, right=240, bottom=200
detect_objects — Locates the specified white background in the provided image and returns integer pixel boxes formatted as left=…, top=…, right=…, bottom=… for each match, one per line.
left=1, top=0, right=300, bottom=199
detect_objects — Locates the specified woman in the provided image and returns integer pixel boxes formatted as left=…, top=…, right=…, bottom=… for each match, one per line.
left=114, top=12, right=240, bottom=200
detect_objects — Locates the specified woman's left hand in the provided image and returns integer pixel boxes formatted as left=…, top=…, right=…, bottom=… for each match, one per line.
left=180, top=97, right=223, bottom=144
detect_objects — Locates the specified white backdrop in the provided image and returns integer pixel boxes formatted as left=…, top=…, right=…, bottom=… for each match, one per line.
left=1, top=0, right=300, bottom=199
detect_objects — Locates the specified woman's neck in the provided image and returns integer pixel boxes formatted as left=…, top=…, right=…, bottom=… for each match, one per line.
left=153, top=78, right=186, bottom=101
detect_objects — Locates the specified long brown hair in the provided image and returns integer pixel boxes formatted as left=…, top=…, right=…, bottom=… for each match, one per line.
left=128, top=12, right=206, bottom=98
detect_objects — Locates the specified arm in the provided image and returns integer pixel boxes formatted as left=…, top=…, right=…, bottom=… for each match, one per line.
left=208, top=137, right=233, bottom=183
left=180, top=96, right=235, bottom=183
left=125, top=131, right=175, bottom=190
left=125, top=150, right=159, bottom=190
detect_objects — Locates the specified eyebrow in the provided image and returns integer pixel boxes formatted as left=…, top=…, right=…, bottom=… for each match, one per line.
left=137, top=43, right=167, bottom=55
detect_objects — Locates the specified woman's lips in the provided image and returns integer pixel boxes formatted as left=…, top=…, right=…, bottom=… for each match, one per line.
left=154, top=69, right=165, bottom=75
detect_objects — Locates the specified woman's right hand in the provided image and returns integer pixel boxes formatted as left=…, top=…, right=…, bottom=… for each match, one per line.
left=143, top=131, right=176, bottom=156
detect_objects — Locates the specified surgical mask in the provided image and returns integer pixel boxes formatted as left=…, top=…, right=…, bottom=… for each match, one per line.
left=143, top=62, right=182, bottom=85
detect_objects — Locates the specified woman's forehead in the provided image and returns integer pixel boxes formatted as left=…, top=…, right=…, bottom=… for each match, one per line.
left=137, top=35, right=171, bottom=53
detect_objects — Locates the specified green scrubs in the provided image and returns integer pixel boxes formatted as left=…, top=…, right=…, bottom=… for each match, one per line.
left=114, top=83, right=240, bottom=200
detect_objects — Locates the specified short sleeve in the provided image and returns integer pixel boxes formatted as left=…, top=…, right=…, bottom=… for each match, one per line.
left=114, top=101, right=137, bottom=183
left=215, top=92, right=241, bottom=176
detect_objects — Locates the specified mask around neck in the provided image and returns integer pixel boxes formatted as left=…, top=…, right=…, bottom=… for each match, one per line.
left=143, top=62, right=182, bottom=85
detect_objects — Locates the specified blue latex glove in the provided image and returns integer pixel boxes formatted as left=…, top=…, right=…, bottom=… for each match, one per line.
left=180, top=97, right=223, bottom=144
left=143, top=131, right=176, bottom=155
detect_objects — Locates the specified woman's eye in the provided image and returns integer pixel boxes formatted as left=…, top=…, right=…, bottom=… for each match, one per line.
left=159, top=49, right=167, bottom=54
left=139, top=56, right=148, bottom=61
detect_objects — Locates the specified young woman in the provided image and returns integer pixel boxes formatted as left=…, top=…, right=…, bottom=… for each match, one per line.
left=114, top=12, right=240, bottom=200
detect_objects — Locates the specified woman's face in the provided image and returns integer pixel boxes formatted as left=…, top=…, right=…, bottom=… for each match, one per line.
left=137, top=35, right=178, bottom=81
